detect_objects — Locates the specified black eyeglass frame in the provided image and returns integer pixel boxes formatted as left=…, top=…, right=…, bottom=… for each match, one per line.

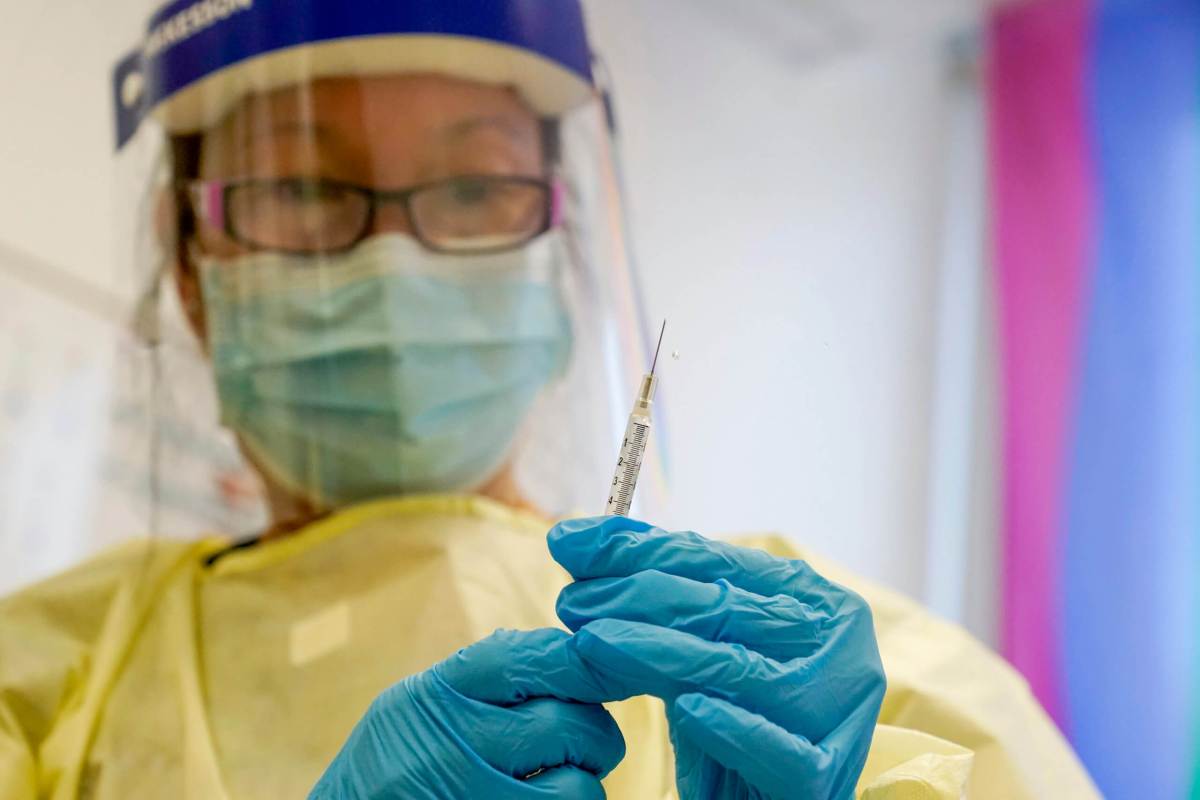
left=185, top=173, right=560, bottom=257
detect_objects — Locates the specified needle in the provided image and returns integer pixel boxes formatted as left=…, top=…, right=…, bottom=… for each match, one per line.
left=650, top=320, right=667, bottom=375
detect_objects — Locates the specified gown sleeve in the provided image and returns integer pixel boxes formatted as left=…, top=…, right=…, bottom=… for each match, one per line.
left=732, top=534, right=1100, bottom=800
left=0, top=543, right=148, bottom=799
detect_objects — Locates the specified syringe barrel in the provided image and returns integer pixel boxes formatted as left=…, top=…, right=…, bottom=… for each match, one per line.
left=605, top=411, right=651, bottom=516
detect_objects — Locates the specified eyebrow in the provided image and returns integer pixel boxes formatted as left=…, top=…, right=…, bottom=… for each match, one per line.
left=241, top=119, right=339, bottom=147
left=234, top=116, right=532, bottom=151
left=437, top=115, right=537, bottom=146
left=209, top=112, right=538, bottom=176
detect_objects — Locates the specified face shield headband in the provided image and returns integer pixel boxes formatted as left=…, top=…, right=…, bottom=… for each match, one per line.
left=111, top=0, right=595, bottom=151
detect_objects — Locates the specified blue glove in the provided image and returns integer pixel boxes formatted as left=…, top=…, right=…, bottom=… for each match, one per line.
left=548, top=517, right=886, bottom=800
left=309, top=628, right=626, bottom=799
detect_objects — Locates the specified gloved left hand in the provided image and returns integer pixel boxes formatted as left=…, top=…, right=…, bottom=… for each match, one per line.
left=309, top=628, right=625, bottom=799
left=548, top=516, right=886, bottom=800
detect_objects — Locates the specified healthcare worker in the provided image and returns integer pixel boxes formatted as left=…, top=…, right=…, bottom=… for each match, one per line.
left=0, top=1, right=1098, bottom=798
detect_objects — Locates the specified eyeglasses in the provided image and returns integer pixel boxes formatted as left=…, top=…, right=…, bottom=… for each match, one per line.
left=186, top=174, right=559, bottom=256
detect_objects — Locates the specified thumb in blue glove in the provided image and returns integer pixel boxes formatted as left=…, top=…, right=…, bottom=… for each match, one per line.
left=309, top=627, right=625, bottom=799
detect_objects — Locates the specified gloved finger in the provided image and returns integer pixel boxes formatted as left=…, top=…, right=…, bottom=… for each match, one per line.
left=557, top=570, right=825, bottom=661
left=671, top=692, right=855, bottom=800
left=461, top=696, right=625, bottom=780
left=436, top=628, right=614, bottom=706
left=520, top=765, right=607, bottom=799
left=548, top=517, right=855, bottom=617
left=574, top=618, right=845, bottom=741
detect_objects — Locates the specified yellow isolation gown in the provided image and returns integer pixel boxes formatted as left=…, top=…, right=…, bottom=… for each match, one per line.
left=0, top=495, right=1098, bottom=798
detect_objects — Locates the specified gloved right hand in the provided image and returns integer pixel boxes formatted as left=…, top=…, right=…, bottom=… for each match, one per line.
left=308, top=628, right=626, bottom=799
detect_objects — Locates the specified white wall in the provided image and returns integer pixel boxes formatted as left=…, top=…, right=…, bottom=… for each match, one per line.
left=0, top=1, right=991, bottom=622
left=0, top=0, right=151, bottom=294
left=584, top=1, right=980, bottom=599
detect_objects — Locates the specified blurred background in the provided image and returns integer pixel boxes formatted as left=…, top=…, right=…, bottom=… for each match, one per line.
left=0, top=0, right=1194, bottom=796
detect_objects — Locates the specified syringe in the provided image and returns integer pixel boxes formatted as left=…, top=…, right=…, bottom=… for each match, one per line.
left=605, top=320, right=666, bottom=516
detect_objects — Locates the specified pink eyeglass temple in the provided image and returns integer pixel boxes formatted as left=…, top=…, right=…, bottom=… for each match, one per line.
left=550, top=177, right=565, bottom=227
left=194, top=180, right=226, bottom=232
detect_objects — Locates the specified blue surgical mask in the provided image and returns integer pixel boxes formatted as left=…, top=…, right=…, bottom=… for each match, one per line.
left=198, top=233, right=572, bottom=507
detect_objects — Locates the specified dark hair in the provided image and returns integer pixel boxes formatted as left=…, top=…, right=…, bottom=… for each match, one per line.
left=168, top=133, right=203, bottom=270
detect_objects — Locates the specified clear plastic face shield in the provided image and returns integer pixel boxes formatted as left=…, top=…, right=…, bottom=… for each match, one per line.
left=110, top=0, right=665, bottom=538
